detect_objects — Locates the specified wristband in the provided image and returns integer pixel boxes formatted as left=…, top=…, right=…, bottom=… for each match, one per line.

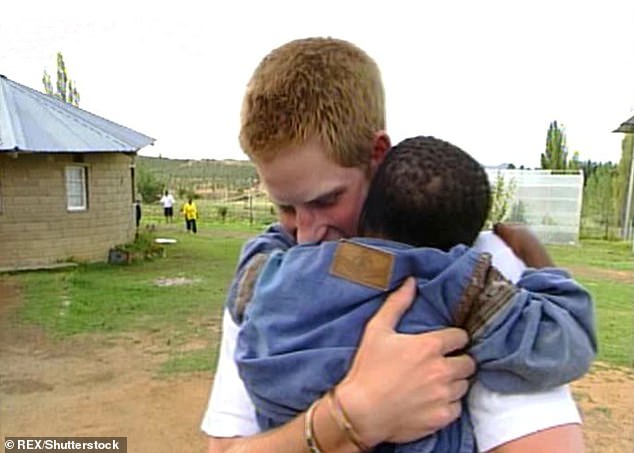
left=305, top=399, right=324, bottom=453
left=327, top=388, right=370, bottom=452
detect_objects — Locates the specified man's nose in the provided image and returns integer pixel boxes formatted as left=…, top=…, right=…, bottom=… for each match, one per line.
left=295, top=209, right=326, bottom=244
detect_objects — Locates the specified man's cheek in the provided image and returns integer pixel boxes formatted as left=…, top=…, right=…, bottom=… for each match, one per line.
left=335, top=206, right=361, bottom=236
left=278, top=215, right=297, bottom=238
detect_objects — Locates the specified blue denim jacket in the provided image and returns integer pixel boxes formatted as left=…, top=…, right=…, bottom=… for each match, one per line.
left=229, top=225, right=596, bottom=453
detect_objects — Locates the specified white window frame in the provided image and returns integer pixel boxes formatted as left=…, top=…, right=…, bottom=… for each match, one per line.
left=65, top=165, right=88, bottom=211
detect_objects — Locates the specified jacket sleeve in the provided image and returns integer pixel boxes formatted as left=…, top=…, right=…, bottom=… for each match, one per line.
left=225, top=225, right=295, bottom=324
left=459, top=264, right=597, bottom=393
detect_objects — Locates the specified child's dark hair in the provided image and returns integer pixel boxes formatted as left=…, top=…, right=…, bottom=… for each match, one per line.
left=359, top=136, right=491, bottom=251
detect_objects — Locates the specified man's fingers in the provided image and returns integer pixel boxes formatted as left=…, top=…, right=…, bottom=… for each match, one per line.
left=421, top=327, right=470, bottom=355
left=432, top=400, right=463, bottom=430
left=447, top=378, right=470, bottom=402
left=369, top=277, right=417, bottom=330
left=445, top=354, right=476, bottom=380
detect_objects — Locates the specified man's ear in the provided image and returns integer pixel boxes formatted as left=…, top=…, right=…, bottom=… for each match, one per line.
left=370, top=131, right=391, bottom=173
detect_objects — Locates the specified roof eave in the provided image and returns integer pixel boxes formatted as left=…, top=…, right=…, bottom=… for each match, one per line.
left=613, top=115, right=634, bottom=133
left=0, top=147, right=143, bottom=154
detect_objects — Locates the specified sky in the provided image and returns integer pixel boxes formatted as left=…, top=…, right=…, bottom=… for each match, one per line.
left=1, top=0, right=633, bottom=168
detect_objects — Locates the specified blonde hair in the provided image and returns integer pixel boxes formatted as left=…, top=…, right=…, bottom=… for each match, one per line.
left=239, top=37, right=385, bottom=168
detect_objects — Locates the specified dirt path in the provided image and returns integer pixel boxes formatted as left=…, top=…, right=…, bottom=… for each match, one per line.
left=564, top=264, right=634, bottom=285
left=1, top=275, right=632, bottom=452
left=0, top=276, right=210, bottom=452
left=571, top=364, right=634, bottom=453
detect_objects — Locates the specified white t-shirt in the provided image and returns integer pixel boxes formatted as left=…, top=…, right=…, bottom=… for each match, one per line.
left=201, top=231, right=582, bottom=451
left=160, top=194, right=175, bottom=208
left=469, top=231, right=581, bottom=451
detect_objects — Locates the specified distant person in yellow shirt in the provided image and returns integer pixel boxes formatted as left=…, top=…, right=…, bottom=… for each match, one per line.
left=182, top=198, right=198, bottom=234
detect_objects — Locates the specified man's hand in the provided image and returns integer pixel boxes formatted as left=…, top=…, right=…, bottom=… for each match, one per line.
left=493, top=223, right=554, bottom=268
left=207, top=278, right=475, bottom=453
left=336, top=277, right=476, bottom=447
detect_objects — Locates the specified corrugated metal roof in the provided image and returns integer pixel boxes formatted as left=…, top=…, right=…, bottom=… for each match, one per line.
left=614, top=115, right=634, bottom=134
left=0, top=74, right=155, bottom=152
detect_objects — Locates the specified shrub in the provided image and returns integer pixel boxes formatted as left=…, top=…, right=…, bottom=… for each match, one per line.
left=137, top=168, right=165, bottom=203
left=217, top=206, right=228, bottom=223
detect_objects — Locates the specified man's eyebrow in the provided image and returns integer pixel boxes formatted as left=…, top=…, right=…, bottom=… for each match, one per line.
left=307, top=186, right=346, bottom=204
left=269, top=186, right=347, bottom=208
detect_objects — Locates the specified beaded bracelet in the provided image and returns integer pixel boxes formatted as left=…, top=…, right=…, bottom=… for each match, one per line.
left=305, top=399, right=324, bottom=453
left=327, top=388, right=371, bottom=452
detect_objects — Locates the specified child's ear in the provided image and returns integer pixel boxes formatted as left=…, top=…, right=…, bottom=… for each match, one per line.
left=370, top=131, right=391, bottom=173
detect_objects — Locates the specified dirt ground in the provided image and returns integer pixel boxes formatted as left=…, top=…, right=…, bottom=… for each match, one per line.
left=1, top=276, right=633, bottom=453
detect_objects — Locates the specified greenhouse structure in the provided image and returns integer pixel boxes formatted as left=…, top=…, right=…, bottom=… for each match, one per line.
left=484, top=169, right=584, bottom=244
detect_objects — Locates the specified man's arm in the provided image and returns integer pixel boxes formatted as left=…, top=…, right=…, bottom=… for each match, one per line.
left=476, top=224, right=588, bottom=453
left=207, top=415, right=338, bottom=453
left=207, top=278, right=475, bottom=452
left=487, top=424, right=585, bottom=453
left=207, top=390, right=587, bottom=453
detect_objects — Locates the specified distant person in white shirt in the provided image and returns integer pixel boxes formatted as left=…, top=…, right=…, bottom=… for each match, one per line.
left=159, top=190, right=175, bottom=223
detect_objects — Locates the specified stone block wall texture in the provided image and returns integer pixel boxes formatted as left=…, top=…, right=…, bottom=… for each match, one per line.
left=0, top=153, right=136, bottom=269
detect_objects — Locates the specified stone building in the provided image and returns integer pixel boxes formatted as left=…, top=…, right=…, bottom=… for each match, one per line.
left=0, top=74, right=154, bottom=271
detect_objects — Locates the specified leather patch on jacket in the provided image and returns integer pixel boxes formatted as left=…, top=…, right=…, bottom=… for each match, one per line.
left=454, top=253, right=518, bottom=339
left=329, top=240, right=395, bottom=291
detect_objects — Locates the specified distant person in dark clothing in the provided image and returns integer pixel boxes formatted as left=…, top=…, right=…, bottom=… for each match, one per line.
left=135, top=199, right=142, bottom=229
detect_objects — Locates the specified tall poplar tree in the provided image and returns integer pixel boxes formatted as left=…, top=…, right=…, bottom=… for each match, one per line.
left=541, top=121, right=568, bottom=170
left=42, top=52, right=81, bottom=106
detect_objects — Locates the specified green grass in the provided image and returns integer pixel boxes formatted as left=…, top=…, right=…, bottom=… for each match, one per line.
left=14, top=226, right=255, bottom=374
left=159, top=348, right=219, bottom=375
left=18, top=231, right=243, bottom=336
left=547, top=240, right=634, bottom=272
left=547, top=240, right=633, bottom=368
left=579, top=277, right=633, bottom=367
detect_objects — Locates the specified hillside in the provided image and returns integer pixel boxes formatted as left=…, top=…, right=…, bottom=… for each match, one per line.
left=136, top=156, right=258, bottom=193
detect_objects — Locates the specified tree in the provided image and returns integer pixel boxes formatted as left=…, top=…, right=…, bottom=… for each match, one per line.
left=614, top=134, right=634, bottom=234
left=579, top=159, right=600, bottom=187
left=42, top=52, right=80, bottom=106
left=568, top=151, right=581, bottom=171
left=137, top=167, right=165, bottom=204
left=541, top=121, right=568, bottom=170
left=217, top=206, right=229, bottom=223
left=486, top=172, right=517, bottom=229
left=582, top=163, right=618, bottom=239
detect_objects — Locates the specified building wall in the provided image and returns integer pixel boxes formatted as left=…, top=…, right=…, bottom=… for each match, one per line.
left=0, top=152, right=136, bottom=270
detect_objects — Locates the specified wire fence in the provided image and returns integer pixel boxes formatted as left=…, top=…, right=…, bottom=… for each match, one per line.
left=141, top=193, right=276, bottom=227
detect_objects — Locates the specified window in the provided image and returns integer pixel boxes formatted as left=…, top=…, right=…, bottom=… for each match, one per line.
left=65, top=166, right=88, bottom=211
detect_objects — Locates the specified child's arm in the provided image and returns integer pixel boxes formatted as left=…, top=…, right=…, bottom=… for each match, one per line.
left=457, top=262, right=596, bottom=393
left=225, top=224, right=295, bottom=324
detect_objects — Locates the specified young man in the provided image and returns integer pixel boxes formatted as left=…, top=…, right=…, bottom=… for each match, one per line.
left=203, top=37, right=585, bottom=452
left=160, top=190, right=175, bottom=223
left=234, top=136, right=596, bottom=452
